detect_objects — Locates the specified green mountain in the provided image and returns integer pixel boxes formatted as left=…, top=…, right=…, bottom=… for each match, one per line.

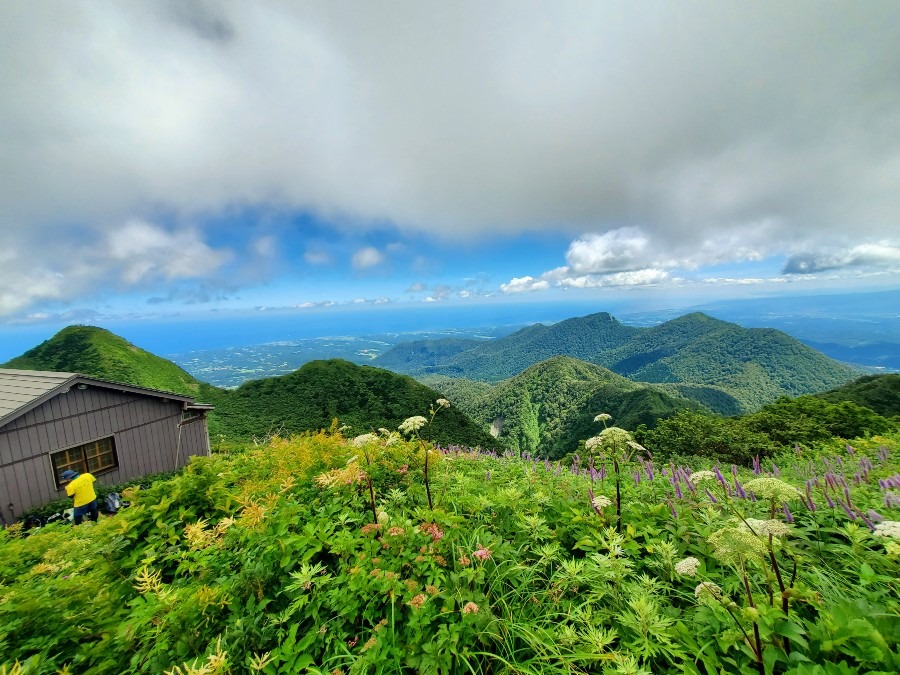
left=201, top=359, right=499, bottom=448
left=377, top=312, right=638, bottom=381
left=2, top=325, right=203, bottom=396
left=815, top=373, right=900, bottom=418
left=599, top=313, right=859, bottom=411
left=431, top=356, right=703, bottom=458
left=377, top=311, right=858, bottom=413
left=3, top=326, right=497, bottom=448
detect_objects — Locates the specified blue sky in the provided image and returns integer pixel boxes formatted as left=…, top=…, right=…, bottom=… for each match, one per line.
left=1, top=1, right=898, bottom=333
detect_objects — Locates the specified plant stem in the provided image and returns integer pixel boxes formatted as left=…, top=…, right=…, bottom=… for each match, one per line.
left=424, top=443, right=434, bottom=511
left=614, top=457, right=622, bottom=534
left=741, top=562, right=765, bottom=675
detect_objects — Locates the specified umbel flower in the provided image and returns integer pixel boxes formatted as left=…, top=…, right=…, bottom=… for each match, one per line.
left=350, top=433, right=378, bottom=447
left=591, top=494, right=613, bottom=510
left=399, top=416, right=428, bottom=435
left=873, top=520, right=900, bottom=540
left=435, top=398, right=451, bottom=409
left=689, top=470, right=717, bottom=484
left=743, top=477, right=801, bottom=502
left=708, top=526, right=768, bottom=565
left=674, top=557, right=701, bottom=577
left=739, top=518, right=792, bottom=538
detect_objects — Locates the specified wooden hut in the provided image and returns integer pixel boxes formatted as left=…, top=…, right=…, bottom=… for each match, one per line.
left=0, top=369, right=212, bottom=521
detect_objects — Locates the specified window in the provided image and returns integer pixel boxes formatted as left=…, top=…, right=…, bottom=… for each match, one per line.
left=52, top=437, right=118, bottom=487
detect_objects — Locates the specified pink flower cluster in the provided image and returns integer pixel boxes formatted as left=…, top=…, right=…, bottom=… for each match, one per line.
left=473, top=546, right=492, bottom=561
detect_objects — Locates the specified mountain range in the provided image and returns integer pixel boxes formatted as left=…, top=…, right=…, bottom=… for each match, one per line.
left=423, top=356, right=704, bottom=458
left=376, top=311, right=859, bottom=414
left=3, top=312, right=882, bottom=459
left=1, top=327, right=497, bottom=448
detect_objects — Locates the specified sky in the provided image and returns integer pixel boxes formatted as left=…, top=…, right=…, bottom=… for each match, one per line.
left=1, top=1, right=899, bottom=334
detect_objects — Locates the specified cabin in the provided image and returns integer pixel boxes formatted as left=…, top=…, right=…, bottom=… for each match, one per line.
left=0, top=369, right=213, bottom=522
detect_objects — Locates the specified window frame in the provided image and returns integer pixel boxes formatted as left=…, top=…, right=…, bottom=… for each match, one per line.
left=51, top=436, right=119, bottom=489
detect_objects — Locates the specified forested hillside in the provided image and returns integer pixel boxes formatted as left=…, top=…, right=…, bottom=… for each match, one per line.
left=1, top=325, right=203, bottom=396
left=377, top=312, right=638, bottom=380
left=377, top=311, right=858, bottom=413
left=816, top=373, right=900, bottom=418
left=2, top=327, right=496, bottom=448
left=428, top=356, right=703, bottom=458
left=199, top=359, right=499, bottom=448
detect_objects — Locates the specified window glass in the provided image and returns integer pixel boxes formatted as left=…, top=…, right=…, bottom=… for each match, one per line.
left=52, top=437, right=118, bottom=487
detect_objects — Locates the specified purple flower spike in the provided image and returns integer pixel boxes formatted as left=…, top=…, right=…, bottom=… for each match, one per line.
left=782, top=503, right=794, bottom=523
left=674, top=482, right=683, bottom=499
left=753, top=456, right=761, bottom=475
left=824, top=492, right=835, bottom=509
left=706, top=488, right=718, bottom=503
left=866, top=509, right=884, bottom=523
left=773, top=463, right=781, bottom=477
left=685, top=478, right=696, bottom=494
left=713, top=466, right=727, bottom=487
left=731, top=464, right=739, bottom=477
left=806, top=496, right=817, bottom=512
left=846, top=444, right=855, bottom=456
left=734, top=478, right=746, bottom=499
left=668, top=500, right=678, bottom=519
left=486, top=470, right=491, bottom=481
left=633, top=470, right=641, bottom=486
left=839, top=500, right=856, bottom=520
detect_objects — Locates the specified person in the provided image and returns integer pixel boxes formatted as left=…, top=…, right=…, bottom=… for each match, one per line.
left=61, top=469, right=98, bottom=524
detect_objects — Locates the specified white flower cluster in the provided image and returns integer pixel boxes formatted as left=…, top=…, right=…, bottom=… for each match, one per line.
left=739, top=518, right=792, bottom=538
left=350, top=433, right=377, bottom=447
left=873, top=520, right=900, bottom=540
left=585, top=436, right=603, bottom=451
left=591, top=495, right=612, bottom=510
left=594, top=413, right=612, bottom=422
left=689, top=470, right=717, bottom=484
left=744, top=477, right=801, bottom=502
left=399, top=416, right=428, bottom=434
left=674, top=557, right=701, bottom=577
left=435, top=398, right=451, bottom=409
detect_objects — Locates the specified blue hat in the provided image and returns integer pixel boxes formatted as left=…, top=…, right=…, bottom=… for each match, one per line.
left=61, top=469, right=79, bottom=481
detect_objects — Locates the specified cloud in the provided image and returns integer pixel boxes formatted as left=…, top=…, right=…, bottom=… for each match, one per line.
left=107, top=220, right=232, bottom=284
left=1, top=2, right=899, bottom=315
left=405, top=281, right=427, bottom=293
left=351, top=246, right=385, bottom=269
left=783, top=243, right=900, bottom=275
left=500, top=276, right=550, bottom=293
left=557, top=268, right=670, bottom=289
left=304, top=249, right=332, bottom=265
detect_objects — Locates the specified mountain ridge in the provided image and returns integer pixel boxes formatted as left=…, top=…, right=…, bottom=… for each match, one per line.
left=376, top=311, right=859, bottom=413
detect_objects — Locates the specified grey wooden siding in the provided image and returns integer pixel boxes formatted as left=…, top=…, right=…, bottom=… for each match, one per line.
left=0, top=386, right=209, bottom=519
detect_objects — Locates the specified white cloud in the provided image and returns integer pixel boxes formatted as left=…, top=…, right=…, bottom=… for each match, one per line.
left=351, top=246, right=385, bottom=269
left=406, top=281, right=427, bottom=293
left=107, top=220, right=231, bottom=283
left=1, top=2, right=899, bottom=316
left=784, top=243, right=900, bottom=274
left=500, top=276, right=550, bottom=293
left=304, top=249, right=332, bottom=265
left=557, top=268, right=669, bottom=289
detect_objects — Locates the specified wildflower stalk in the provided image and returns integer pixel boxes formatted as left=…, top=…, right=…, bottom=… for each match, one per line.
left=740, top=561, right=765, bottom=675
left=363, top=447, right=378, bottom=524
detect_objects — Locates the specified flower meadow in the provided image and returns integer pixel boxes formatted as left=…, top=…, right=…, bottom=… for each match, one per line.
left=0, top=411, right=898, bottom=675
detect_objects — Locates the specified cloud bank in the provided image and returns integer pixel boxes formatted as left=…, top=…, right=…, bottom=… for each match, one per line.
left=1, top=1, right=898, bottom=314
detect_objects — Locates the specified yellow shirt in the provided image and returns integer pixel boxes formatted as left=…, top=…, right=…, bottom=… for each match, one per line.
left=65, top=473, right=96, bottom=507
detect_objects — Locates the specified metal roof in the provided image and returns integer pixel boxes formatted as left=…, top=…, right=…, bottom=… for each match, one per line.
left=0, top=368, right=198, bottom=429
